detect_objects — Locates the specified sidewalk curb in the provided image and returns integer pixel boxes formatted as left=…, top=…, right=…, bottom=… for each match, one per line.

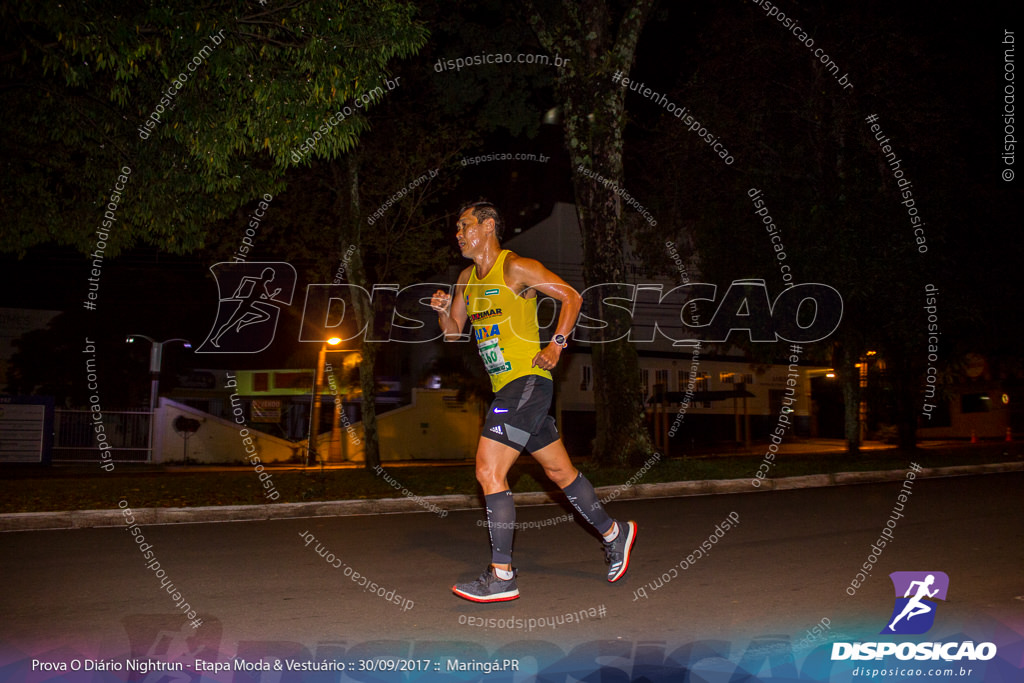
left=2, top=462, right=1021, bottom=532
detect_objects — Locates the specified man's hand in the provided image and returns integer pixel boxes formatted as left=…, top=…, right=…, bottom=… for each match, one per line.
left=434, top=278, right=469, bottom=341
left=531, top=343, right=562, bottom=371
left=430, top=289, right=452, bottom=315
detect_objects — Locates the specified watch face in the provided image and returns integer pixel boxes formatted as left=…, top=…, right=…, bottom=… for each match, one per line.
left=554, top=334, right=566, bottom=346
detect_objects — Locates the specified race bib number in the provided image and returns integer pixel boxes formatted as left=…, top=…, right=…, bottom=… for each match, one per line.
left=478, top=337, right=511, bottom=375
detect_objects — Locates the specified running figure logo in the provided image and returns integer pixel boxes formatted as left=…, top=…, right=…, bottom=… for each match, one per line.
left=197, top=262, right=296, bottom=353
left=882, top=571, right=950, bottom=635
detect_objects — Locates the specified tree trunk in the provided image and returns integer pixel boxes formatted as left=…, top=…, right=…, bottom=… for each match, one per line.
left=892, top=351, right=919, bottom=451
left=526, top=0, right=656, bottom=466
left=356, top=333, right=381, bottom=468
left=838, top=343, right=861, bottom=454
left=572, top=156, right=650, bottom=466
left=337, top=155, right=382, bottom=469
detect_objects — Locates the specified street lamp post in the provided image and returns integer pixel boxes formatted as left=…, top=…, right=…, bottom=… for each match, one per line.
left=858, top=350, right=877, bottom=443
left=307, top=337, right=341, bottom=466
left=127, top=335, right=191, bottom=459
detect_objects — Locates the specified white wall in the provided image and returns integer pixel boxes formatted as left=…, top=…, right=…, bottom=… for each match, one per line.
left=156, top=390, right=485, bottom=463
left=318, top=389, right=483, bottom=462
left=154, top=398, right=298, bottom=464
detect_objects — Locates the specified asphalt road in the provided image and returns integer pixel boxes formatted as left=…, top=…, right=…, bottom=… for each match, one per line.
left=1, top=472, right=1021, bottom=681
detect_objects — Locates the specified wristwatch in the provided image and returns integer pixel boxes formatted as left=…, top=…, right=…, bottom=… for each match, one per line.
left=553, top=334, right=568, bottom=348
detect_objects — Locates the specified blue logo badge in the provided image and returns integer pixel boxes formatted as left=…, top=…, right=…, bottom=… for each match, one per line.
left=881, top=571, right=949, bottom=635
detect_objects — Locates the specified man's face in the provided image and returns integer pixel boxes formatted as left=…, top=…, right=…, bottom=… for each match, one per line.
left=455, top=208, right=490, bottom=257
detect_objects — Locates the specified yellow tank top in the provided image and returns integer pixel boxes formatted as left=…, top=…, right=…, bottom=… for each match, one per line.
left=465, top=250, right=551, bottom=392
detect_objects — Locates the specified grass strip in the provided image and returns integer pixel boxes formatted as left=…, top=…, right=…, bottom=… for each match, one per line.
left=0, top=443, right=1018, bottom=513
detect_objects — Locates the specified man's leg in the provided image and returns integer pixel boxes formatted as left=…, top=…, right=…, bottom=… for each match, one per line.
left=530, top=438, right=613, bottom=535
left=474, top=435, right=522, bottom=572
left=531, top=436, right=638, bottom=582
left=451, top=435, right=523, bottom=603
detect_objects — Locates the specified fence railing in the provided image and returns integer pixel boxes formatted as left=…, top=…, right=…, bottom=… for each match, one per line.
left=53, top=409, right=152, bottom=462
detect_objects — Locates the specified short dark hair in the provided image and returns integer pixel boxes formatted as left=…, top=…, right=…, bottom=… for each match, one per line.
left=458, top=200, right=504, bottom=241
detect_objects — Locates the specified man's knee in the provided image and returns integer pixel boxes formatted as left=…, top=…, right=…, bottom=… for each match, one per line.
left=476, top=466, right=498, bottom=488
left=476, top=460, right=506, bottom=491
left=547, top=465, right=578, bottom=488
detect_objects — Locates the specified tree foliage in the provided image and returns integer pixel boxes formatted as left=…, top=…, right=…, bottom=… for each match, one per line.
left=0, top=0, right=427, bottom=256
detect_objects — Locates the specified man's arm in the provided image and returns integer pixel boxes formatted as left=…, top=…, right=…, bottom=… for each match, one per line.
left=431, top=267, right=471, bottom=341
left=506, top=254, right=582, bottom=370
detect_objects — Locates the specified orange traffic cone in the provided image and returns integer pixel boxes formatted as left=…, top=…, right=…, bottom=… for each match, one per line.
left=1007, top=427, right=1013, bottom=442
left=970, top=430, right=977, bottom=444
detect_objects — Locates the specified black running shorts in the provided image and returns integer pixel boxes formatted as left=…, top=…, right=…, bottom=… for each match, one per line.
left=481, top=374, right=559, bottom=452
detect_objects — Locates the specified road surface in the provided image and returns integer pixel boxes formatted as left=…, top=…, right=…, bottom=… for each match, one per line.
left=1, top=471, right=1021, bottom=681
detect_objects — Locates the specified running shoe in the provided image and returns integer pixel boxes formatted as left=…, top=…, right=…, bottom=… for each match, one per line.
left=452, top=567, right=520, bottom=602
left=604, top=520, right=637, bottom=582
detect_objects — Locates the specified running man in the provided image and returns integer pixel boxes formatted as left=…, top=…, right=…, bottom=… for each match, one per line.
left=888, top=574, right=939, bottom=631
left=431, top=200, right=637, bottom=602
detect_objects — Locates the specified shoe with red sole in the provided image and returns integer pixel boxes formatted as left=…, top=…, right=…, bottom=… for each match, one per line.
left=604, top=520, right=637, bottom=582
left=452, top=567, right=520, bottom=602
